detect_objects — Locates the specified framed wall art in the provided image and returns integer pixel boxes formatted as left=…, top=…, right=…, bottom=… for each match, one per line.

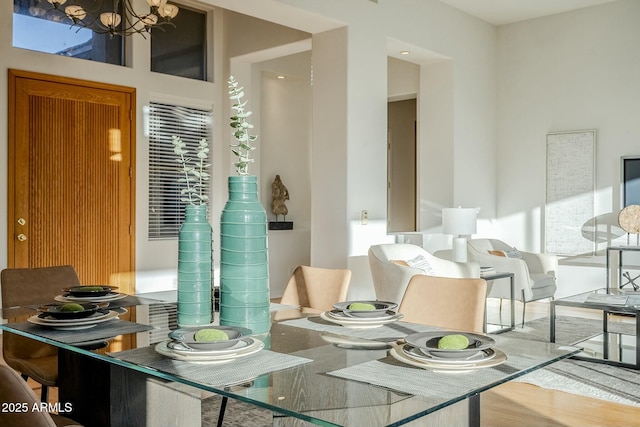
left=545, top=129, right=596, bottom=255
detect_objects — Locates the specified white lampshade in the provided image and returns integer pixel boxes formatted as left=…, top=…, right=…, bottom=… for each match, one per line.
left=158, top=4, right=179, bottom=19
left=442, top=207, right=477, bottom=236
left=147, top=0, right=168, bottom=7
left=100, top=12, right=122, bottom=28
left=65, top=5, right=86, bottom=20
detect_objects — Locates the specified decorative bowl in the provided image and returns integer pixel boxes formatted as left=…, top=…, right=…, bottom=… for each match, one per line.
left=405, top=331, right=495, bottom=359
left=63, top=285, right=119, bottom=298
left=37, top=302, right=104, bottom=319
left=333, top=300, right=398, bottom=318
left=168, top=325, right=253, bottom=351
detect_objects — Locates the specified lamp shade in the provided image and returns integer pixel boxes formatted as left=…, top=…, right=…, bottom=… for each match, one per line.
left=442, top=207, right=477, bottom=236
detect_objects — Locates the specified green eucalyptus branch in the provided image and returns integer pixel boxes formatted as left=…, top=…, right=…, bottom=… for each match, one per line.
left=228, top=76, right=257, bottom=175
left=172, top=135, right=210, bottom=206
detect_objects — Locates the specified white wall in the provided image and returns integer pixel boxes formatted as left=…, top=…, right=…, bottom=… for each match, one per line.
left=9, top=0, right=631, bottom=299
left=1, top=0, right=499, bottom=299
left=0, top=3, right=311, bottom=293
left=493, top=0, right=640, bottom=297
left=270, top=0, right=498, bottom=273
left=259, top=52, right=312, bottom=230
left=259, top=51, right=313, bottom=295
left=496, top=0, right=640, bottom=255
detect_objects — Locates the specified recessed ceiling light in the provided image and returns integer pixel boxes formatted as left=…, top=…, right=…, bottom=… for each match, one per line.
left=400, top=50, right=411, bottom=55
left=276, top=75, right=286, bottom=79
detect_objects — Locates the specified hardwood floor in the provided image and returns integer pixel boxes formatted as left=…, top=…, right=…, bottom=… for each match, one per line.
left=2, top=300, right=640, bottom=426
left=482, top=382, right=640, bottom=427
left=482, top=298, right=640, bottom=427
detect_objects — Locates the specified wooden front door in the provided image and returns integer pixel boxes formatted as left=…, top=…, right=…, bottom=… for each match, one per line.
left=7, top=69, right=136, bottom=293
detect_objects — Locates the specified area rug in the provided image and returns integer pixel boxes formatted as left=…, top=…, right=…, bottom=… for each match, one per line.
left=202, top=396, right=273, bottom=427
left=505, top=315, right=640, bottom=408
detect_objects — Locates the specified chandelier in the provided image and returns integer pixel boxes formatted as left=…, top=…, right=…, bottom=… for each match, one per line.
left=46, top=0, right=179, bottom=37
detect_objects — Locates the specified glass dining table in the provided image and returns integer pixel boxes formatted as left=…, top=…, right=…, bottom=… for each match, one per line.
left=0, top=291, right=580, bottom=427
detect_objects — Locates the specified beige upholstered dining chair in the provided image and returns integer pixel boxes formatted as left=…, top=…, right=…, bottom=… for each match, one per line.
left=0, top=364, right=83, bottom=427
left=398, top=275, right=488, bottom=333
left=279, top=265, right=352, bottom=312
left=1, top=265, right=81, bottom=402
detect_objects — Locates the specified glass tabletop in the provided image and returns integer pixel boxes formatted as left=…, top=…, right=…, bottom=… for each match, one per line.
left=554, top=288, right=640, bottom=312
left=1, top=294, right=580, bottom=427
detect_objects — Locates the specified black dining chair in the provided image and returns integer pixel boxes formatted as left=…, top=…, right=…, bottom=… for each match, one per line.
left=1, top=265, right=81, bottom=402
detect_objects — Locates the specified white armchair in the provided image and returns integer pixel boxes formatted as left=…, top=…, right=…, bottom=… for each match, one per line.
left=368, top=243, right=480, bottom=305
left=466, top=238, right=557, bottom=325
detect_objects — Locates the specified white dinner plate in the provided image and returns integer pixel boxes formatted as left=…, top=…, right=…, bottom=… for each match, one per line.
left=32, top=309, right=114, bottom=324
left=155, top=337, right=264, bottom=364
left=320, top=311, right=404, bottom=329
left=327, top=308, right=399, bottom=321
left=402, top=344, right=497, bottom=365
left=390, top=343, right=506, bottom=372
left=27, top=310, right=120, bottom=330
left=55, top=292, right=128, bottom=303
left=319, top=332, right=399, bottom=349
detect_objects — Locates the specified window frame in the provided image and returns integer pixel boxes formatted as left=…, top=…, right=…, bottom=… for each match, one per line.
left=150, top=2, right=210, bottom=81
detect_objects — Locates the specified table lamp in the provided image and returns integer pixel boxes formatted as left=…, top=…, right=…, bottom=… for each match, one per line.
left=442, top=207, right=477, bottom=263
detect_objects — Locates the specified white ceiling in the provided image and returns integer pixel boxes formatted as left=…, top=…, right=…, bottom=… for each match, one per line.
left=438, top=0, right=619, bottom=25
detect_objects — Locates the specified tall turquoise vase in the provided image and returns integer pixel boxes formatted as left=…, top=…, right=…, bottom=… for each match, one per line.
left=177, top=204, right=213, bottom=327
left=219, top=175, right=271, bottom=334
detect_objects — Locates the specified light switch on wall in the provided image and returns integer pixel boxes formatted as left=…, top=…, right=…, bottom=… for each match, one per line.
left=361, top=210, right=368, bottom=225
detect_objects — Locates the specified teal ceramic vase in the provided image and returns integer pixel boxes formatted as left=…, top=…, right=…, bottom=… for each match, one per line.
left=219, top=175, right=271, bottom=334
left=177, top=204, right=213, bottom=327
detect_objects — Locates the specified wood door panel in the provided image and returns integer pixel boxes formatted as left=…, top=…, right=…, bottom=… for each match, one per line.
left=8, top=70, right=135, bottom=293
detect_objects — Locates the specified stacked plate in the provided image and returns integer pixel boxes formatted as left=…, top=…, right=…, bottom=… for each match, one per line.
left=56, top=285, right=127, bottom=303
left=28, top=304, right=119, bottom=330
left=391, top=331, right=506, bottom=371
left=320, top=300, right=404, bottom=329
left=155, top=325, right=263, bottom=364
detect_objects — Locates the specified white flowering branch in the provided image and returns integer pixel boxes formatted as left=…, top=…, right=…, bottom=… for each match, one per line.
left=172, top=135, right=210, bottom=205
left=228, top=76, right=257, bottom=175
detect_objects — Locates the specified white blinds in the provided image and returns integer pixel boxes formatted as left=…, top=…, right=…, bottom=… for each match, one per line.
left=147, top=102, right=213, bottom=239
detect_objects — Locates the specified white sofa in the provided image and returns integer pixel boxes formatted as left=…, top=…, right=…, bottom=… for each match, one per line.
left=368, top=243, right=480, bottom=305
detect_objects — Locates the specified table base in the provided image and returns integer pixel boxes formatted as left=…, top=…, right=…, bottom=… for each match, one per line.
left=569, top=332, right=640, bottom=370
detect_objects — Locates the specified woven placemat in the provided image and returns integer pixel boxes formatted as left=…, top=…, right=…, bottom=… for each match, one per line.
left=8, top=319, right=155, bottom=344
left=327, top=353, right=538, bottom=399
left=278, top=316, right=435, bottom=340
left=111, top=345, right=312, bottom=387
left=269, top=303, right=299, bottom=311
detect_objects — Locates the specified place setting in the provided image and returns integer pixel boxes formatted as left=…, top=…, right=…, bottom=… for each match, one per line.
left=319, top=300, right=404, bottom=329
left=155, top=325, right=265, bottom=364
left=54, top=285, right=128, bottom=303
left=27, top=301, right=120, bottom=330
left=390, top=330, right=507, bottom=372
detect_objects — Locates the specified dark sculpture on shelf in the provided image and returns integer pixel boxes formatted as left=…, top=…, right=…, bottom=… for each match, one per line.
left=269, top=174, right=293, bottom=230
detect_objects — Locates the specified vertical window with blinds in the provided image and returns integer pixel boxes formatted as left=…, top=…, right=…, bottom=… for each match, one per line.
left=148, top=102, right=213, bottom=239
